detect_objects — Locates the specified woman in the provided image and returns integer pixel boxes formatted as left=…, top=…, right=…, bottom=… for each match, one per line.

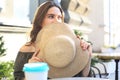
left=13, top=1, right=92, bottom=80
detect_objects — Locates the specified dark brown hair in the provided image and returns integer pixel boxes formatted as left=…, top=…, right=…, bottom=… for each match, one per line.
left=29, top=1, right=64, bottom=43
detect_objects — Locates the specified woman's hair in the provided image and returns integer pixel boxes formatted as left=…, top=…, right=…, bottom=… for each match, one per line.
left=29, top=1, right=64, bottom=43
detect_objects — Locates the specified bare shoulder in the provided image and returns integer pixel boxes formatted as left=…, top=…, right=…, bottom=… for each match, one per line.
left=19, top=43, right=36, bottom=52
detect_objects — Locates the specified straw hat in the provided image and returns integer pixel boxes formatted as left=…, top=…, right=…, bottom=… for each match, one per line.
left=35, top=22, right=89, bottom=78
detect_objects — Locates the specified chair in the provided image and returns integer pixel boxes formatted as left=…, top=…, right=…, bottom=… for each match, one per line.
left=90, top=57, right=109, bottom=78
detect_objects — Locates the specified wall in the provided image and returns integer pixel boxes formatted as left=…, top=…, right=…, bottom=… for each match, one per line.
left=88, top=0, right=105, bottom=52
left=0, top=26, right=30, bottom=61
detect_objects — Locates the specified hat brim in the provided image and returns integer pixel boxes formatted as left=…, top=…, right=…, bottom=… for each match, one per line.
left=35, top=22, right=89, bottom=78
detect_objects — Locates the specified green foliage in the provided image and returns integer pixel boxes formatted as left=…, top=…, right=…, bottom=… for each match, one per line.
left=0, top=61, right=14, bottom=80
left=74, top=29, right=93, bottom=45
left=91, top=57, right=100, bottom=66
left=0, top=35, right=14, bottom=79
left=74, top=29, right=83, bottom=36
left=0, top=36, right=6, bottom=57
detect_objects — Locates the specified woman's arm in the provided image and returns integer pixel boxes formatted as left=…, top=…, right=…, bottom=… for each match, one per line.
left=77, top=35, right=92, bottom=77
left=82, top=56, right=91, bottom=76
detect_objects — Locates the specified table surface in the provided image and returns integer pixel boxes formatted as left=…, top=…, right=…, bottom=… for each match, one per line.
left=92, top=53, right=120, bottom=60
left=49, top=77, right=109, bottom=80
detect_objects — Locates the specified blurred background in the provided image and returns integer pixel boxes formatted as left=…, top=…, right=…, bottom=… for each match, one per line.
left=1, top=0, right=120, bottom=61
left=0, top=0, right=120, bottom=79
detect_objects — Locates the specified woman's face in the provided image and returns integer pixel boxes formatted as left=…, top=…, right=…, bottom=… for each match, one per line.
left=42, top=6, right=62, bottom=27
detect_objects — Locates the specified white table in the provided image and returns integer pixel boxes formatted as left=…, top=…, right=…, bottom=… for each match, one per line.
left=49, top=77, right=109, bottom=80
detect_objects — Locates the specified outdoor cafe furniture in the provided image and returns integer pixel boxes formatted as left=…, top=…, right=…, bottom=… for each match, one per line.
left=92, top=53, right=120, bottom=80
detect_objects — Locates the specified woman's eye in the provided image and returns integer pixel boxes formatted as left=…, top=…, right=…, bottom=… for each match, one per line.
left=48, top=15, right=54, bottom=19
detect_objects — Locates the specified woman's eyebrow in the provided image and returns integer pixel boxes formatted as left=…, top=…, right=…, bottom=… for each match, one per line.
left=46, top=14, right=54, bottom=16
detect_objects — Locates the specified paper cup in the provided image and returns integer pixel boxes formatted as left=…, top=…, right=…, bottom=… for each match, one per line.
left=23, top=62, right=49, bottom=80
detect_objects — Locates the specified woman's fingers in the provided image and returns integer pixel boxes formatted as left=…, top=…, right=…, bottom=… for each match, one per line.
left=76, top=35, right=89, bottom=50
left=32, top=49, right=40, bottom=57
left=80, top=39, right=92, bottom=56
left=29, top=49, right=44, bottom=63
left=29, top=57, right=43, bottom=63
left=80, top=40, right=90, bottom=50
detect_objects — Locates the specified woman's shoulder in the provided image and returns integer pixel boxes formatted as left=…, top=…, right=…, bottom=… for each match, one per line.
left=19, top=42, right=36, bottom=52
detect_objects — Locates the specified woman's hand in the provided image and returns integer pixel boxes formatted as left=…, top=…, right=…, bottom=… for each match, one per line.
left=28, top=49, right=44, bottom=63
left=77, top=35, right=92, bottom=56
